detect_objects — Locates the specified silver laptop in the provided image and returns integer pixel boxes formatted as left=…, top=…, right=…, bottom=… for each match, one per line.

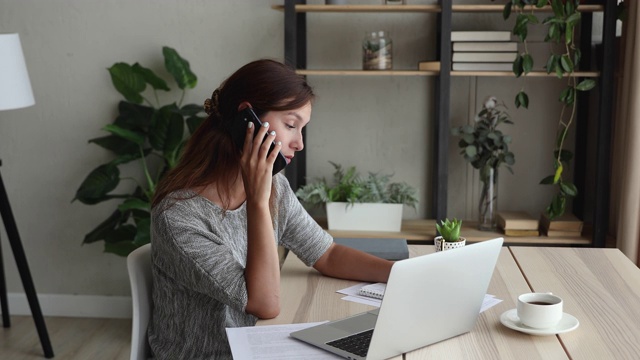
left=290, top=238, right=504, bottom=360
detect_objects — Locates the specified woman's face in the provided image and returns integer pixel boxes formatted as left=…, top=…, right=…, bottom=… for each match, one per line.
left=260, top=102, right=311, bottom=165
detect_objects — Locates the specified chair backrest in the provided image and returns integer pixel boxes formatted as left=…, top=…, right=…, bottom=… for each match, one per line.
left=127, top=243, right=152, bottom=360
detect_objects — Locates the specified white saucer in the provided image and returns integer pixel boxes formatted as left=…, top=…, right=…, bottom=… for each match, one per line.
left=500, top=309, right=579, bottom=336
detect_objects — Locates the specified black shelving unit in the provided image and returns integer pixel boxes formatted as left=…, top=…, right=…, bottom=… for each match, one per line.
left=280, top=0, right=616, bottom=247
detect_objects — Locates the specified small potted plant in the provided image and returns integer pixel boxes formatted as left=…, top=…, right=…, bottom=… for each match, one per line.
left=295, top=162, right=418, bottom=232
left=434, top=218, right=465, bottom=252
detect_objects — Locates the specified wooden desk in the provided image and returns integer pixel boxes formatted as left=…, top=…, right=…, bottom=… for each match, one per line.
left=259, top=245, right=640, bottom=359
left=509, top=247, right=640, bottom=359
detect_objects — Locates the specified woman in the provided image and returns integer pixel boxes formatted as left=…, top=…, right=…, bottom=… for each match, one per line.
left=149, top=59, right=393, bottom=359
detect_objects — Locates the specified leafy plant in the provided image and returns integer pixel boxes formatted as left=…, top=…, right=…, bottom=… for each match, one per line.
left=435, top=218, right=463, bottom=242
left=452, top=96, right=515, bottom=175
left=73, top=46, right=206, bottom=256
left=503, top=0, right=596, bottom=219
left=295, top=162, right=419, bottom=209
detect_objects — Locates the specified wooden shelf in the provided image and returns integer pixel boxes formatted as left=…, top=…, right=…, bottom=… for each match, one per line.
left=315, top=218, right=591, bottom=246
left=272, top=4, right=441, bottom=13
left=272, top=4, right=604, bottom=13
left=297, top=69, right=600, bottom=78
left=297, top=69, right=438, bottom=76
left=452, top=70, right=600, bottom=78
left=451, top=4, right=603, bottom=13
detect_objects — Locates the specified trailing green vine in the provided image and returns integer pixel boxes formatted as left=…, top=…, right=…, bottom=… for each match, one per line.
left=504, top=0, right=595, bottom=219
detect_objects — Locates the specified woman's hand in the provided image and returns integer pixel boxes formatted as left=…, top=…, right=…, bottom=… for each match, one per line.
left=240, top=120, right=283, bottom=205
left=240, top=119, right=283, bottom=319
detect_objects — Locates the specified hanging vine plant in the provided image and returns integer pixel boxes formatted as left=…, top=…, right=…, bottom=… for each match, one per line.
left=503, top=0, right=596, bottom=219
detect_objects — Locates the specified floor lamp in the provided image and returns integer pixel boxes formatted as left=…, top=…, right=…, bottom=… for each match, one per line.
left=0, top=33, right=54, bottom=358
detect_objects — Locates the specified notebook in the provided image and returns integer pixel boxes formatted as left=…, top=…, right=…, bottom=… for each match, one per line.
left=357, top=283, right=386, bottom=300
left=290, top=238, right=504, bottom=360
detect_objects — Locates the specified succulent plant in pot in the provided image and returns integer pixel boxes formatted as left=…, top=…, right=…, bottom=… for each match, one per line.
left=434, top=218, right=465, bottom=252
left=295, top=162, right=419, bottom=232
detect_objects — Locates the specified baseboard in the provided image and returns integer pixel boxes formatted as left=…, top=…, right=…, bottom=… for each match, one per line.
left=8, top=293, right=132, bottom=319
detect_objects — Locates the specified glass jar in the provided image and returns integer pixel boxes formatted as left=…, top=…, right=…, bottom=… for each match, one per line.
left=362, top=31, right=392, bottom=70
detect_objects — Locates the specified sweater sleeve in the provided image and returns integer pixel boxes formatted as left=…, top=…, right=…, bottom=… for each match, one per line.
left=151, top=202, right=250, bottom=314
left=274, top=174, right=333, bottom=267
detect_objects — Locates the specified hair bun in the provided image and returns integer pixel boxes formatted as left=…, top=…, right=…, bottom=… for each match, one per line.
left=204, top=98, right=213, bottom=115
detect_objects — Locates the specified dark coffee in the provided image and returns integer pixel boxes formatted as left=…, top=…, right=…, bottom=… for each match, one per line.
left=528, top=301, right=553, bottom=306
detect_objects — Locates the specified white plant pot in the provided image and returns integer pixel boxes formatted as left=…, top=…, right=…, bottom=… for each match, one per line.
left=326, top=202, right=403, bottom=232
left=434, top=236, right=466, bottom=252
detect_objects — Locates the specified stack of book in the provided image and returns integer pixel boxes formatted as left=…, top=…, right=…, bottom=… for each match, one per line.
left=497, top=211, right=540, bottom=236
left=451, top=31, right=517, bottom=71
left=540, top=213, right=583, bottom=237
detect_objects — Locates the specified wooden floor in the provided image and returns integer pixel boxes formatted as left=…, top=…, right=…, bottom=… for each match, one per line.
left=1, top=316, right=130, bottom=360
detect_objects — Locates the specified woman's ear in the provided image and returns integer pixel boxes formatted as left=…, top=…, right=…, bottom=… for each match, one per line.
left=237, top=101, right=252, bottom=111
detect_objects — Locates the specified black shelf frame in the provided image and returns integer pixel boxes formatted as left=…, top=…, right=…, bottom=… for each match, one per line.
left=281, top=0, right=616, bottom=247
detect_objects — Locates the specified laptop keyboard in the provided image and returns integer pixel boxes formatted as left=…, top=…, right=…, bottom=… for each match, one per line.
left=326, top=329, right=373, bottom=358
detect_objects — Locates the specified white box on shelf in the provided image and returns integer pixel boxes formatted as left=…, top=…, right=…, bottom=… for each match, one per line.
left=326, top=202, right=403, bottom=232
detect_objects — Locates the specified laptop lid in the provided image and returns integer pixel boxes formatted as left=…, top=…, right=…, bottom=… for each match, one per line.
left=291, top=238, right=504, bottom=360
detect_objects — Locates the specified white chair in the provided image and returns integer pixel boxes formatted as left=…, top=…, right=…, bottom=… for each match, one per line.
left=127, top=243, right=152, bottom=360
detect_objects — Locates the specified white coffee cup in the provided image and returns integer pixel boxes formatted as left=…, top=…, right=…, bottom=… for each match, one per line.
left=516, top=292, right=563, bottom=329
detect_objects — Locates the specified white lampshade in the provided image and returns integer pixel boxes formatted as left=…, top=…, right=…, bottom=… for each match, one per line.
left=0, top=33, right=35, bottom=111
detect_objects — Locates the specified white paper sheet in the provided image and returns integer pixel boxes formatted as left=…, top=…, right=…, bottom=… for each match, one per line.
left=338, top=282, right=503, bottom=312
left=226, top=322, right=341, bottom=359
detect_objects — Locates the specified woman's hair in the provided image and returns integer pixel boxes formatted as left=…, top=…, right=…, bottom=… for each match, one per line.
left=152, top=59, right=314, bottom=209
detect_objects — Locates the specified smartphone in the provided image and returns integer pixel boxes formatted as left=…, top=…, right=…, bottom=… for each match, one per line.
left=231, top=107, right=287, bottom=175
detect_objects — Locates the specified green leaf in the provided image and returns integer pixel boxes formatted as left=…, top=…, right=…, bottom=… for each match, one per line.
left=163, top=46, right=197, bottom=90
left=576, top=79, right=596, bottom=91
left=89, top=135, right=138, bottom=156
left=565, top=23, right=574, bottom=45
left=560, top=54, right=574, bottom=73
left=118, top=198, right=151, bottom=212
left=551, top=0, right=564, bottom=18
left=108, top=63, right=146, bottom=104
left=522, top=54, right=534, bottom=74
left=132, top=63, right=170, bottom=91
left=513, top=54, right=524, bottom=77
left=540, top=175, right=555, bottom=185
left=545, top=54, right=557, bottom=74
left=133, top=217, right=151, bottom=246
left=560, top=182, right=578, bottom=197
left=117, top=101, right=154, bottom=128
left=149, top=105, right=184, bottom=152
left=516, top=91, right=529, bottom=109
left=187, top=115, right=206, bottom=135
left=82, top=210, right=124, bottom=244
left=465, top=145, right=477, bottom=158
left=103, top=124, right=145, bottom=145
left=104, top=241, right=139, bottom=257
left=503, top=2, right=512, bottom=20
left=74, top=164, right=120, bottom=204
left=104, top=224, right=137, bottom=244
left=553, top=164, right=563, bottom=184
left=179, top=104, right=205, bottom=116
left=536, top=0, right=546, bottom=7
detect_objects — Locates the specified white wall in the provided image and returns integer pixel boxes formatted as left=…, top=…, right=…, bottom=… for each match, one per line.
left=0, top=0, right=587, bottom=314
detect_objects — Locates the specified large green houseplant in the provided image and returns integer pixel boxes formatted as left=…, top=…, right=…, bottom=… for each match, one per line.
left=503, top=0, right=595, bottom=219
left=296, top=162, right=418, bottom=231
left=296, top=162, right=419, bottom=209
left=73, top=47, right=205, bottom=256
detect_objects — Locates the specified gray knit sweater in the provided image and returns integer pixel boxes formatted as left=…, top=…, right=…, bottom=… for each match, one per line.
left=148, top=174, right=333, bottom=359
